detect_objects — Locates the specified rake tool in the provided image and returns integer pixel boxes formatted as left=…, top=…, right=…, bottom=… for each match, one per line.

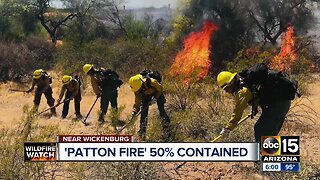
left=210, top=114, right=252, bottom=142
left=116, top=110, right=142, bottom=134
left=116, top=99, right=156, bottom=134
left=175, top=113, right=252, bottom=171
left=81, top=96, right=100, bottom=126
left=9, top=88, right=28, bottom=93
left=31, top=98, right=72, bottom=118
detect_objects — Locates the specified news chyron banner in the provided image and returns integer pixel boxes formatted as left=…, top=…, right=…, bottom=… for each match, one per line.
left=261, top=136, right=300, bottom=172
left=25, top=135, right=259, bottom=162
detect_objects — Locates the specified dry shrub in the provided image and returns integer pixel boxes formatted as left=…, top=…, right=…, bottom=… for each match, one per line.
left=0, top=105, right=168, bottom=179
left=0, top=105, right=63, bottom=180
left=163, top=81, right=241, bottom=142
left=0, top=37, right=55, bottom=82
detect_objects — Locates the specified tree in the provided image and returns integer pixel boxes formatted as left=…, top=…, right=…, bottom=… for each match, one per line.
left=93, top=0, right=128, bottom=37
left=178, top=0, right=254, bottom=69
left=0, top=0, right=26, bottom=40
left=247, top=0, right=316, bottom=45
left=62, top=0, right=95, bottom=45
left=27, top=0, right=78, bottom=43
left=174, top=0, right=319, bottom=70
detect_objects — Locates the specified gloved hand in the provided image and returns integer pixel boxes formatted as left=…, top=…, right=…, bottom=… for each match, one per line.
left=26, top=89, right=32, bottom=93
left=56, top=98, right=61, bottom=104
left=149, top=98, right=157, bottom=105
left=219, top=128, right=231, bottom=138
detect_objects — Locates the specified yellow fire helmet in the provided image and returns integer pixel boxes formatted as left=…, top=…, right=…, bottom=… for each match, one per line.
left=33, top=69, right=43, bottom=79
left=62, top=75, right=72, bottom=85
left=83, top=64, right=93, bottom=74
left=129, top=74, right=144, bottom=92
left=217, top=71, right=237, bottom=89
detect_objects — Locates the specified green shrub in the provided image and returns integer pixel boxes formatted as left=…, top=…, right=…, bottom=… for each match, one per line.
left=55, top=38, right=171, bottom=81
left=226, top=47, right=273, bottom=73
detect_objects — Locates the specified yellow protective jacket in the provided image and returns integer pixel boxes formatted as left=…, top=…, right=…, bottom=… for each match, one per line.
left=29, top=74, right=51, bottom=93
left=132, top=78, right=163, bottom=114
left=58, top=79, right=80, bottom=100
left=225, top=86, right=253, bottom=130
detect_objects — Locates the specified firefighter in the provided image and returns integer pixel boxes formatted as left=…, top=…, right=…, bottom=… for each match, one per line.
left=83, top=64, right=123, bottom=122
left=216, top=71, right=291, bottom=142
left=26, top=69, right=56, bottom=116
left=57, top=75, right=82, bottom=119
left=129, top=74, right=171, bottom=141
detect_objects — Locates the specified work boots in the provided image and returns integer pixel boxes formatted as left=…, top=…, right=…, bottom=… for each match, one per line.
left=50, top=108, right=57, bottom=117
left=98, top=113, right=105, bottom=123
left=76, top=114, right=83, bottom=119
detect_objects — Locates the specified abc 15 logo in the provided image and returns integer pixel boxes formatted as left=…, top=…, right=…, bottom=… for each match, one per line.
left=261, top=136, right=300, bottom=156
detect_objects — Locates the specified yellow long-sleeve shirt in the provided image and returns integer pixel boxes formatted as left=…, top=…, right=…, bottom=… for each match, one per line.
left=29, top=74, right=51, bottom=92
left=132, top=78, right=163, bottom=114
left=58, top=80, right=80, bottom=100
left=225, top=86, right=252, bottom=130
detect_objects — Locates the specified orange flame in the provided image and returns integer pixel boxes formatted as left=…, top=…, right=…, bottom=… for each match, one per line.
left=31, top=156, right=56, bottom=161
left=169, top=21, right=218, bottom=82
left=270, top=25, right=296, bottom=72
left=31, top=152, right=56, bottom=161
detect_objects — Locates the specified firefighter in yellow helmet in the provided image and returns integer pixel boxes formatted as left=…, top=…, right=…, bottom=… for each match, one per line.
left=129, top=72, right=171, bottom=141
left=217, top=69, right=291, bottom=143
left=26, top=69, right=56, bottom=116
left=83, top=64, right=123, bottom=122
left=57, top=75, right=82, bottom=119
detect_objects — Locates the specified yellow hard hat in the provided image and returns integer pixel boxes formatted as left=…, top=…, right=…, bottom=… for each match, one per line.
left=217, top=71, right=237, bottom=89
left=83, top=64, right=93, bottom=74
left=33, top=69, right=43, bottom=79
left=129, top=74, right=144, bottom=92
left=62, top=75, right=72, bottom=85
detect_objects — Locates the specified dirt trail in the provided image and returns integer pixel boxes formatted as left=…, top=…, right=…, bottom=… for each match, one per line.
left=0, top=79, right=136, bottom=134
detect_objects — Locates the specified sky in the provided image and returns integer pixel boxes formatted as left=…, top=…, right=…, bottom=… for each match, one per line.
left=51, top=0, right=179, bottom=9
left=124, top=0, right=178, bottom=9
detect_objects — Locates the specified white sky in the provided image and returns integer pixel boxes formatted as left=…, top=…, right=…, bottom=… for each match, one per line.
left=51, top=0, right=179, bottom=9
left=124, top=0, right=178, bottom=9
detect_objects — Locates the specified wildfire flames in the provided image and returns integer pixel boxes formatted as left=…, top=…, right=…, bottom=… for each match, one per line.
left=169, top=21, right=218, bottom=82
left=270, top=25, right=296, bottom=72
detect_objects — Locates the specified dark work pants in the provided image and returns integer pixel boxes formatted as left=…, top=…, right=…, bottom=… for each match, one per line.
left=139, top=94, right=171, bottom=140
left=100, top=88, right=118, bottom=118
left=62, top=90, right=82, bottom=117
left=34, top=86, right=56, bottom=113
left=254, top=100, right=291, bottom=143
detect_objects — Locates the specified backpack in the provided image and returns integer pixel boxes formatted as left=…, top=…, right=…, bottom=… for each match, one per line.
left=239, top=63, right=300, bottom=103
left=99, top=68, right=123, bottom=88
left=72, top=73, right=82, bottom=87
left=43, top=71, right=52, bottom=84
left=140, top=69, right=162, bottom=83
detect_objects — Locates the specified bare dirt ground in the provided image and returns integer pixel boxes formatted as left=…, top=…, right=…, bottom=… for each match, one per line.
left=0, top=74, right=319, bottom=179
left=0, top=77, right=136, bottom=134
